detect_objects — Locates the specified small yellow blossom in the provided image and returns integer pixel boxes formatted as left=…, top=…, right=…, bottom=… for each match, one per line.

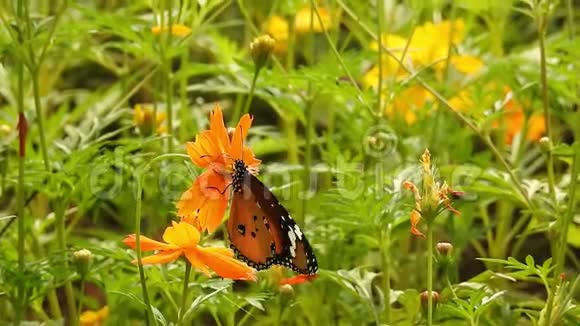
left=79, top=306, right=109, bottom=326
left=448, top=90, right=473, bottom=112
left=450, top=55, right=484, bottom=75
left=263, top=15, right=289, bottom=54
left=294, top=6, right=333, bottom=34
left=385, top=86, right=434, bottom=125
left=151, top=24, right=192, bottom=37
left=133, top=103, right=166, bottom=136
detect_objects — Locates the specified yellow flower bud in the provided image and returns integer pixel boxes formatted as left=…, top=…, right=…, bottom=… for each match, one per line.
left=249, top=35, right=275, bottom=70
left=73, top=249, right=93, bottom=278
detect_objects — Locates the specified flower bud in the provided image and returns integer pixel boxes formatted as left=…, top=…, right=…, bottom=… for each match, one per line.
left=0, top=124, right=11, bottom=136
left=279, top=284, right=294, bottom=298
left=539, top=136, right=552, bottom=152
left=73, top=249, right=93, bottom=278
left=420, top=290, right=440, bottom=306
left=249, top=35, right=275, bottom=70
left=436, top=241, right=453, bottom=256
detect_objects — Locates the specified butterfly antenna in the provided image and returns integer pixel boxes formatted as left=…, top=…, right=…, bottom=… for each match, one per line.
left=239, top=125, right=244, bottom=163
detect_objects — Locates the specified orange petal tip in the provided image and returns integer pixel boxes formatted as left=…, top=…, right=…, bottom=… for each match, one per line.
left=279, top=274, right=318, bottom=286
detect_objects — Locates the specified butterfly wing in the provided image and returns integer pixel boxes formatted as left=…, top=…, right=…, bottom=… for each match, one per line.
left=247, top=175, right=318, bottom=275
left=227, top=182, right=276, bottom=270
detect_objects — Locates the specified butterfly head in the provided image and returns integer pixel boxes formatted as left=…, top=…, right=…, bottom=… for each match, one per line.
left=232, top=159, right=247, bottom=193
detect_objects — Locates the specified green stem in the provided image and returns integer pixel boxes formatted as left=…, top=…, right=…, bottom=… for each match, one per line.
left=56, top=202, right=77, bottom=323
left=178, top=262, right=192, bottom=325
left=380, top=226, right=391, bottom=323
left=15, top=16, right=26, bottom=325
left=31, top=69, right=50, bottom=171
left=310, top=1, right=373, bottom=115
left=301, top=86, right=314, bottom=226
left=284, top=117, right=298, bottom=164
left=166, top=0, right=174, bottom=154
left=538, top=15, right=556, bottom=204
left=566, top=0, right=575, bottom=40
left=427, top=224, right=434, bottom=326
left=376, top=0, right=384, bottom=117
left=135, top=169, right=155, bottom=326
left=240, top=68, right=260, bottom=118
left=76, top=279, right=86, bottom=325
left=135, top=153, right=189, bottom=325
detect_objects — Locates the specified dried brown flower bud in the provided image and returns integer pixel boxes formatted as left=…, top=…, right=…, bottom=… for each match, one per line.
left=436, top=241, right=454, bottom=256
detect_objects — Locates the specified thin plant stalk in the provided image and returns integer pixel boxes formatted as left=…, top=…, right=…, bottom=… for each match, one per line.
left=380, top=226, right=391, bottom=323
left=135, top=168, right=156, bottom=326
left=15, top=20, right=26, bottom=325
left=426, top=224, right=434, bottom=326
left=240, top=68, right=259, bottom=118
left=134, top=153, right=189, bottom=325
left=376, top=0, right=384, bottom=117
left=21, top=0, right=50, bottom=171
left=178, top=262, right=192, bottom=325
left=310, top=2, right=373, bottom=115
left=301, top=85, right=313, bottom=226
left=55, top=202, right=77, bottom=322
left=76, top=279, right=86, bottom=325
left=165, top=0, right=175, bottom=153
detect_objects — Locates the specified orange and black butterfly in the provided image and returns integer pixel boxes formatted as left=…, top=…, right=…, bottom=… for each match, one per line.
left=227, top=159, right=318, bottom=275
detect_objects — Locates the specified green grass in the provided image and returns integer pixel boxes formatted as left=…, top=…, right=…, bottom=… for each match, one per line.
left=0, top=0, right=579, bottom=325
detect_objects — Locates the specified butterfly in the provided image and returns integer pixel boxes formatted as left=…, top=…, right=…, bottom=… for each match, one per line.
left=226, top=159, right=318, bottom=275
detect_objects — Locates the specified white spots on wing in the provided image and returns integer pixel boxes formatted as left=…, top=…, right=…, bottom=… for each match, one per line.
left=256, top=202, right=261, bottom=209
left=288, top=215, right=293, bottom=220
left=270, top=203, right=275, bottom=207
left=288, top=229, right=297, bottom=257
left=294, top=225, right=303, bottom=240
left=281, top=216, right=286, bottom=221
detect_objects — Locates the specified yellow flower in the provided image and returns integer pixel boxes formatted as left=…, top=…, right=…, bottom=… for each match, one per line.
left=408, top=20, right=472, bottom=72
left=403, top=149, right=461, bottom=237
left=294, top=6, right=333, bottom=34
left=448, top=90, right=473, bottom=112
left=385, top=86, right=434, bottom=125
left=450, top=55, right=484, bottom=75
left=151, top=24, right=192, bottom=37
left=133, top=103, right=166, bottom=136
left=263, top=15, right=289, bottom=54
left=123, top=221, right=256, bottom=281
left=79, top=306, right=109, bottom=326
left=364, top=34, right=410, bottom=86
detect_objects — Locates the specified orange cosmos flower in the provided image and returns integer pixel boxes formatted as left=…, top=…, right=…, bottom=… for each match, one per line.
left=404, top=149, right=461, bottom=237
left=177, top=104, right=261, bottom=232
left=123, top=221, right=256, bottom=281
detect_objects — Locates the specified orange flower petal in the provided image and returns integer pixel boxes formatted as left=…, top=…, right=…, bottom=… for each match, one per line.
left=162, top=221, right=200, bottom=248
left=194, top=247, right=257, bottom=281
left=123, top=234, right=176, bottom=251
left=137, top=250, right=183, bottom=265
left=176, top=168, right=229, bottom=233
left=230, top=114, right=253, bottom=161
left=410, top=210, right=425, bottom=237
left=186, top=132, right=222, bottom=167
left=184, top=249, right=212, bottom=276
left=209, top=104, right=231, bottom=154
left=526, top=113, right=546, bottom=142
left=279, top=274, right=318, bottom=285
